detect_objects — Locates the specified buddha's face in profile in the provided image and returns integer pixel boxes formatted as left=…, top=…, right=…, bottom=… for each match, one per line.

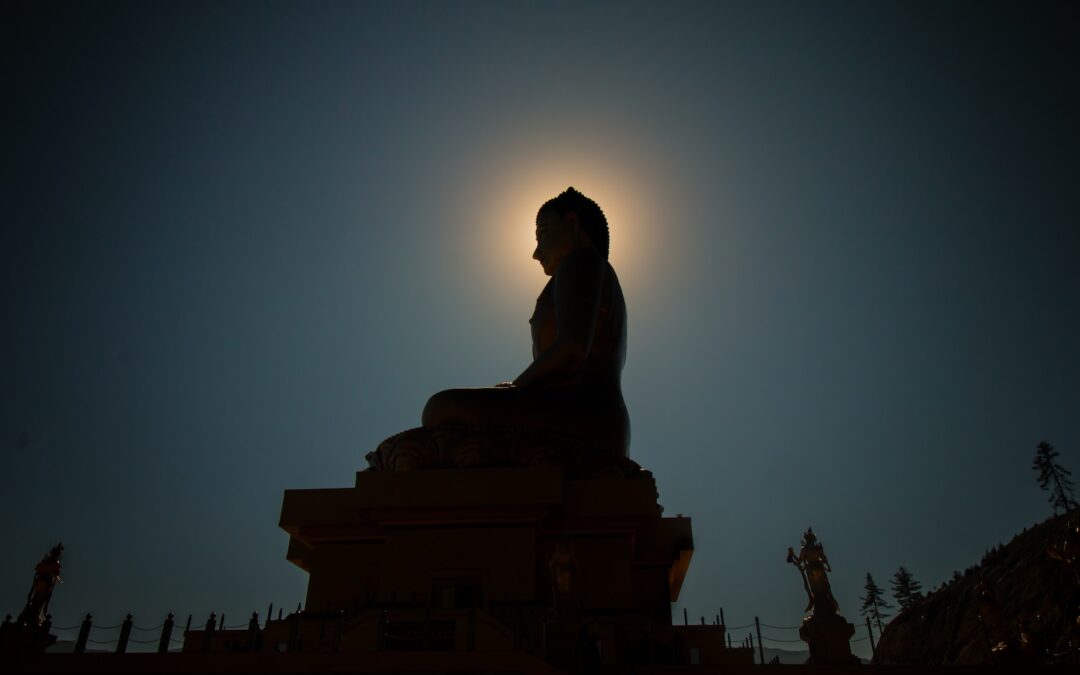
left=533, top=209, right=588, bottom=276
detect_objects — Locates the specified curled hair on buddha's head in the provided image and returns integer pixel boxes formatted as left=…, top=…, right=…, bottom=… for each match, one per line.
left=538, top=186, right=610, bottom=259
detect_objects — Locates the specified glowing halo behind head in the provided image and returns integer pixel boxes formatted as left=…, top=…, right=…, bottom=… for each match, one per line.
left=421, top=120, right=691, bottom=382
left=430, top=121, right=690, bottom=367
left=458, top=147, right=668, bottom=304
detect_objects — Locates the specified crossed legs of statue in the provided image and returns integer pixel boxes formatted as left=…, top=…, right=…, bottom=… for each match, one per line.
left=422, top=385, right=629, bottom=457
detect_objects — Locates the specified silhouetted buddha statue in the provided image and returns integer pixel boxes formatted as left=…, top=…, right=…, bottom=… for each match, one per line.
left=367, top=187, right=633, bottom=473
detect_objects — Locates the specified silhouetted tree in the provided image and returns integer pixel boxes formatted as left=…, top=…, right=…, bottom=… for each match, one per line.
left=859, top=573, right=892, bottom=630
left=891, top=567, right=923, bottom=610
left=1032, top=441, right=1077, bottom=514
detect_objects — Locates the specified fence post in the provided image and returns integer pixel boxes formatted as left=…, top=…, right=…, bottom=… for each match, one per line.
left=74, top=613, right=92, bottom=654
left=202, top=612, right=216, bottom=653
left=116, top=613, right=133, bottom=653
left=266, top=603, right=273, bottom=629
left=755, top=616, right=764, bottom=665
left=248, top=611, right=261, bottom=652
left=422, top=608, right=431, bottom=649
left=376, top=610, right=387, bottom=651
left=158, top=612, right=174, bottom=653
left=468, top=607, right=477, bottom=651
left=683, top=608, right=688, bottom=625
left=333, top=609, right=344, bottom=653
left=865, top=615, right=876, bottom=657
left=748, top=632, right=755, bottom=658
left=288, top=611, right=301, bottom=652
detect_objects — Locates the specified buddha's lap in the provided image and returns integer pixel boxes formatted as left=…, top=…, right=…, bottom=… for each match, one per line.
left=425, top=385, right=628, bottom=435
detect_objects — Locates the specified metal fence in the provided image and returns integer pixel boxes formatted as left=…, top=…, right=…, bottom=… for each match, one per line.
left=6, top=603, right=293, bottom=654
left=16, top=605, right=881, bottom=663
left=676, top=607, right=879, bottom=664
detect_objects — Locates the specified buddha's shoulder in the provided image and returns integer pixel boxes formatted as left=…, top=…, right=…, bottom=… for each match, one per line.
left=563, top=249, right=624, bottom=295
left=556, top=247, right=607, bottom=281
left=566, top=246, right=603, bottom=266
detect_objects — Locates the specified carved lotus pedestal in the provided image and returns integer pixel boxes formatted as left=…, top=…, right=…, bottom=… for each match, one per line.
left=799, top=612, right=860, bottom=665
left=273, top=428, right=753, bottom=671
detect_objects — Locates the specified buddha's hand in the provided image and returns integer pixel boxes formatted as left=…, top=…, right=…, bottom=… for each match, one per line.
left=494, top=381, right=516, bottom=388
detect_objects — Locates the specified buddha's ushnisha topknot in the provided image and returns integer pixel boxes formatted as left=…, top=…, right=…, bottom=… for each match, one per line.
left=537, top=186, right=610, bottom=259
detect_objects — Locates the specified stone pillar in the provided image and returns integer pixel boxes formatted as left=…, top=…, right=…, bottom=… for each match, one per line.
left=799, top=612, right=860, bottom=665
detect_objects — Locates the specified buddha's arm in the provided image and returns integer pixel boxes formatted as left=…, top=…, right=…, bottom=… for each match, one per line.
left=513, top=250, right=603, bottom=388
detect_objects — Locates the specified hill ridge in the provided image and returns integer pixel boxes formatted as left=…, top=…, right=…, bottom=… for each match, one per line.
left=874, top=509, right=1080, bottom=665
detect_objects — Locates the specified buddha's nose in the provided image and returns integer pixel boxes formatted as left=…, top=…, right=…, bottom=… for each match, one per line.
left=532, top=246, right=542, bottom=261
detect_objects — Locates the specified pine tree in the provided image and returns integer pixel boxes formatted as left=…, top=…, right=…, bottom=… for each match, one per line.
left=1032, top=441, right=1077, bottom=514
left=891, top=566, right=923, bottom=610
left=859, top=573, right=892, bottom=630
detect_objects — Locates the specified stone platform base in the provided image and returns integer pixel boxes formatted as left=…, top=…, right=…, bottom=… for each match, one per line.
left=273, top=463, right=749, bottom=668
left=800, top=613, right=860, bottom=665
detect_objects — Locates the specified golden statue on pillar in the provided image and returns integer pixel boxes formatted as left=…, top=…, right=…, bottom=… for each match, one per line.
left=786, top=528, right=858, bottom=665
left=786, top=528, right=839, bottom=615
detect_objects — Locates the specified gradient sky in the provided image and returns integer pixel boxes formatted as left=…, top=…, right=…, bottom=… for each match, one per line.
left=3, top=0, right=1078, bottom=657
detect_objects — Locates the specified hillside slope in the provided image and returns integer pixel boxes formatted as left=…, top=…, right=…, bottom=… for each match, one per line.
left=874, top=510, right=1080, bottom=665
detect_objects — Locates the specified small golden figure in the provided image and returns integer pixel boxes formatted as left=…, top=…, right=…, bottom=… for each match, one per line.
left=16, top=543, right=63, bottom=627
left=787, top=528, right=839, bottom=615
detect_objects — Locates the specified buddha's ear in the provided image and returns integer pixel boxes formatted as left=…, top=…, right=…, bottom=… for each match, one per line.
left=563, top=211, right=594, bottom=247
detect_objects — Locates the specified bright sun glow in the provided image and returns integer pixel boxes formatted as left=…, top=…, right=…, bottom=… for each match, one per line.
left=455, top=134, right=675, bottom=313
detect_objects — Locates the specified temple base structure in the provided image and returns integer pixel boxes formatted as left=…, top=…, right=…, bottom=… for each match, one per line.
left=263, top=464, right=752, bottom=670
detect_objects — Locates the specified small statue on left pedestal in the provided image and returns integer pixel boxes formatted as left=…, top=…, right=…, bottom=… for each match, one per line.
left=1, top=543, right=62, bottom=653
left=17, top=543, right=63, bottom=627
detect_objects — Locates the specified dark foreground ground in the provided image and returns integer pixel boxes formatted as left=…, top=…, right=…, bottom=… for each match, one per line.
left=0, top=651, right=1063, bottom=674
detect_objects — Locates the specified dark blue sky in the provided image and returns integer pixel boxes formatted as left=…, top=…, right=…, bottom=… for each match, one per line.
left=3, top=0, right=1077, bottom=656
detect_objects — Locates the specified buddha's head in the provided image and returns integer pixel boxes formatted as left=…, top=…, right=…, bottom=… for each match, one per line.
left=533, top=187, right=609, bottom=276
